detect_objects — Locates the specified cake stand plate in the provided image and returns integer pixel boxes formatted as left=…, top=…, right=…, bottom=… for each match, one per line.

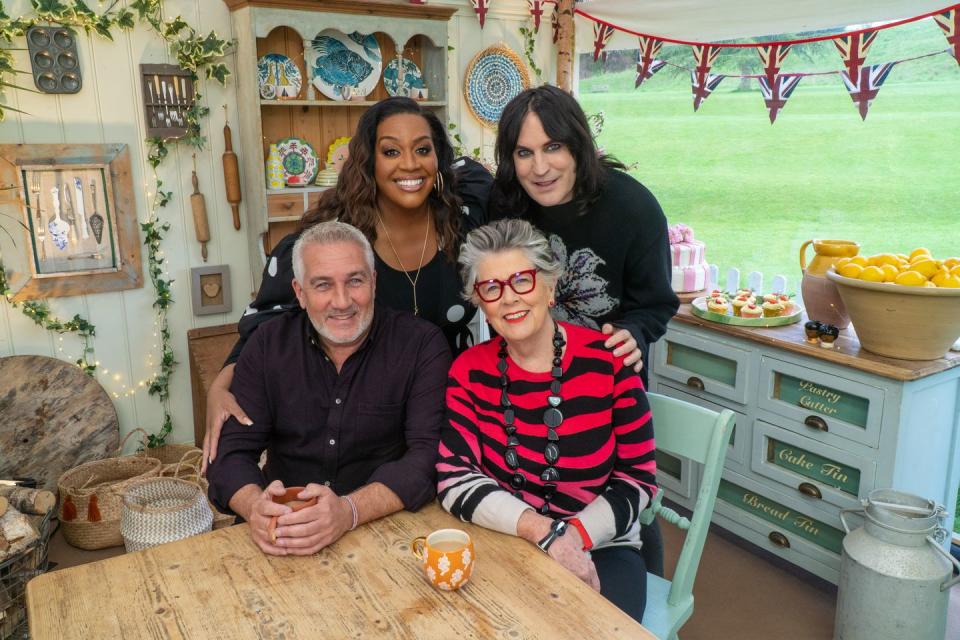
left=691, top=296, right=804, bottom=327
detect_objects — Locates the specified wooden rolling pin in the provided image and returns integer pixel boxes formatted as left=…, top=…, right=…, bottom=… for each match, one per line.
left=0, top=496, right=7, bottom=518
left=222, top=105, right=242, bottom=230
left=191, top=155, right=210, bottom=261
left=0, top=485, right=55, bottom=515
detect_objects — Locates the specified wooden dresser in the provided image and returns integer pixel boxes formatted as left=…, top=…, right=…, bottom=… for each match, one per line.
left=648, top=305, right=960, bottom=584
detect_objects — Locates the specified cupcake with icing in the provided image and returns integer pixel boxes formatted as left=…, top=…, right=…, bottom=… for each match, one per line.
left=707, top=296, right=729, bottom=314
left=741, top=302, right=763, bottom=318
left=762, top=300, right=785, bottom=317
left=762, top=293, right=779, bottom=305
left=731, top=294, right=752, bottom=317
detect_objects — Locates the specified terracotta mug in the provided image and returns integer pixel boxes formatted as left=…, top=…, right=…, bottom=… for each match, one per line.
left=411, top=528, right=475, bottom=591
left=268, top=486, right=317, bottom=542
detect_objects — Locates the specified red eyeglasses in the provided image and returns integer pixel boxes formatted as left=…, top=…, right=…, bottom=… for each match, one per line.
left=473, top=269, right=538, bottom=302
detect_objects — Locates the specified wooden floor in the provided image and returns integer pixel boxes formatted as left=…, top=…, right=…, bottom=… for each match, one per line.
left=45, top=520, right=960, bottom=639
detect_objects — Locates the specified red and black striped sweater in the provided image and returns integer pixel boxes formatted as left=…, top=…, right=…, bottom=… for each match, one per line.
left=437, top=322, right=658, bottom=550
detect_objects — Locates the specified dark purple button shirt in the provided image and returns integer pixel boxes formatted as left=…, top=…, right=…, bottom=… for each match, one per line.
left=207, top=305, right=451, bottom=514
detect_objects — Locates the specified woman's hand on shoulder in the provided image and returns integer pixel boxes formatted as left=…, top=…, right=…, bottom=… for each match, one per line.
left=201, top=364, right=253, bottom=475
left=601, top=323, right=643, bottom=373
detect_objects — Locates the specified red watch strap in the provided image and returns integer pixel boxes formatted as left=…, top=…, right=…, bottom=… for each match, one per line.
left=567, top=518, right=593, bottom=551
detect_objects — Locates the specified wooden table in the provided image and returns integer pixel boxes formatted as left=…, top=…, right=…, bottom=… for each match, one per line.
left=27, top=503, right=656, bottom=639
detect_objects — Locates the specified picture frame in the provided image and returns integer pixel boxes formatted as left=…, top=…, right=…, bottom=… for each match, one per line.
left=191, top=265, right=232, bottom=316
left=0, top=143, right=142, bottom=300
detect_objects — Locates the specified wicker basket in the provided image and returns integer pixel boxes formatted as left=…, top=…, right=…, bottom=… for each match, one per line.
left=121, top=477, right=213, bottom=552
left=164, top=460, right=236, bottom=530
left=57, top=455, right=162, bottom=550
left=0, top=510, right=53, bottom=640
left=126, top=426, right=203, bottom=473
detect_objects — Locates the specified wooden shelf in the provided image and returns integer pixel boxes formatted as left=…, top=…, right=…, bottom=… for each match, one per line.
left=267, top=186, right=331, bottom=194
left=260, top=99, right=446, bottom=108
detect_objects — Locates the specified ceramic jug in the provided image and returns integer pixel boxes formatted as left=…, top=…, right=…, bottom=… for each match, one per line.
left=800, top=239, right=859, bottom=328
left=265, top=144, right=284, bottom=190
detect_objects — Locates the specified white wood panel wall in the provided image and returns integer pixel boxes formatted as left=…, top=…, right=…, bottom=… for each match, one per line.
left=0, top=0, right=556, bottom=447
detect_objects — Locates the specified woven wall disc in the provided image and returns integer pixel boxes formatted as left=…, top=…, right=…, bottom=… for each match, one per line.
left=463, top=44, right=531, bottom=129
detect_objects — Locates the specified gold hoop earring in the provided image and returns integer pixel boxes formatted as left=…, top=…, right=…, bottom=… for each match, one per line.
left=434, top=170, right=444, bottom=194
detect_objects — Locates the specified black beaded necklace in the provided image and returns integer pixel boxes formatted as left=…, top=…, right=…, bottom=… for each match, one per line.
left=497, top=322, right=566, bottom=514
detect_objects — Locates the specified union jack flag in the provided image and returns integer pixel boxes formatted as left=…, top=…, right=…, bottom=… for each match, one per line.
left=691, top=45, right=722, bottom=111
left=593, top=23, right=615, bottom=62
left=841, top=62, right=896, bottom=120
left=758, top=75, right=802, bottom=123
left=757, top=44, right=792, bottom=87
left=528, top=0, right=548, bottom=32
left=472, top=0, right=490, bottom=28
left=691, top=72, right=725, bottom=111
left=635, top=36, right=663, bottom=88
left=834, top=31, right=877, bottom=80
left=933, top=9, right=960, bottom=67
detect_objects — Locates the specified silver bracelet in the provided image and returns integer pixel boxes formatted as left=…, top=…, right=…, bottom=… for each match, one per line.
left=342, top=495, right=358, bottom=531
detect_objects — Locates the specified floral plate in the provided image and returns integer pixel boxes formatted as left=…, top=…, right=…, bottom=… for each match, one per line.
left=275, top=137, right=319, bottom=185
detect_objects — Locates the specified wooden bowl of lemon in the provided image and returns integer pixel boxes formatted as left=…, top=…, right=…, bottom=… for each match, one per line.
left=826, top=251, right=960, bottom=360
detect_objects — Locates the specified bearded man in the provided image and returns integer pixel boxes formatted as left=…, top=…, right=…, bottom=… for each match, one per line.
left=207, top=221, right=451, bottom=555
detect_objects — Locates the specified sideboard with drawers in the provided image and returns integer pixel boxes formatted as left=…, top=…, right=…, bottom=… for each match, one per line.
left=648, top=305, right=960, bottom=584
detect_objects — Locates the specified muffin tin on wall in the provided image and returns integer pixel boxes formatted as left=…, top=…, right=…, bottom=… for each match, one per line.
left=26, top=26, right=82, bottom=94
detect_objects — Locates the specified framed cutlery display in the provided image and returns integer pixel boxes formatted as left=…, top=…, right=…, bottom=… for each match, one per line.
left=139, top=64, right=196, bottom=139
left=0, top=143, right=143, bottom=300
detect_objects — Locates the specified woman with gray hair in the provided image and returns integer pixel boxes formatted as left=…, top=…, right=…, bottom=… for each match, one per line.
left=437, top=219, right=658, bottom=622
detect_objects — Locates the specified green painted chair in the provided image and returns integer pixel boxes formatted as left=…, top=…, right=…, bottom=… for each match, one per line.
left=640, top=392, right=735, bottom=640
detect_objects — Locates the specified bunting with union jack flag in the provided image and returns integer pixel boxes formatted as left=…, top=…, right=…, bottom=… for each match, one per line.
left=841, top=62, right=897, bottom=120
left=593, top=22, right=615, bottom=62
left=635, top=36, right=664, bottom=88
left=691, top=45, right=722, bottom=110
left=758, top=75, right=802, bottom=123
left=472, top=0, right=490, bottom=28
left=528, top=0, right=548, bottom=32
left=757, top=44, right=792, bottom=87
left=691, top=72, right=725, bottom=111
left=933, top=9, right=960, bottom=66
left=834, top=31, right=878, bottom=80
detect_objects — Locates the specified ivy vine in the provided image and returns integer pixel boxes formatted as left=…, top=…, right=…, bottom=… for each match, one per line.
left=0, top=0, right=231, bottom=446
left=519, top=23, right=544, bottom=85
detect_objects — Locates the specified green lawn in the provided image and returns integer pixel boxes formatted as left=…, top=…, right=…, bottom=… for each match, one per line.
left=579, top=72, right=960, bottom=534
left=581, top=78, right=960, bottom=290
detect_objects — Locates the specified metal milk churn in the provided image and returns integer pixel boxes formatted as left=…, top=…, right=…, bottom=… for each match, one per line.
left=834, top=489, right=960, bottom=640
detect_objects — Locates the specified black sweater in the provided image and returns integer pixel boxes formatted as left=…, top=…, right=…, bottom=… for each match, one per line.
left=494, top=169, right=679, bottom=377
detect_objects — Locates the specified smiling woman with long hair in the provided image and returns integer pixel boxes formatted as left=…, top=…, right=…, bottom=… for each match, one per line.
left=202, top=97, right=493, bottom=472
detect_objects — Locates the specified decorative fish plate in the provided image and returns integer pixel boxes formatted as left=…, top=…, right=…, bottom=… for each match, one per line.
left=308, top=29, right=381, bottom=101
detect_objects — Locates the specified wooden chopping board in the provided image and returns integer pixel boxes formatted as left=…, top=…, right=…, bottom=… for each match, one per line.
left=0, top=355, right=119, bottom=491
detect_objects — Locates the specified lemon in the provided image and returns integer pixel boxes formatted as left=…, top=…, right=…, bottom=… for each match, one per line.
left=911, top=259, right=939, bottom=279
left=859, top=265, right=885, bottom=282
left=931, top=268, right=950, bottom=287
left=951, top=265, right=960, bottom=278
left=837, top=263, right=864, bottom=279
left=894, top=270, right=927, bottom=287
left=836, top=257, right=853, bottom=269
left=896, top=253, right=910, bottom=261
left=944, top=257, right=960, bottom=269
left=880, top=264, right=900, bottom=282
left=909, top=248, right=932, bottom=261
left=872, top=253, right=900, bottom=267
left=850, top=256, right=870, bottom=268
left=924, top=281, right=938, bottom=288
left=940, top=275, right=960, bottom=288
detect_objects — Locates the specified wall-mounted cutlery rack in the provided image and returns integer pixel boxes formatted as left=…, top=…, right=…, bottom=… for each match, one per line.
left=140, top=64, right=196, bottom=139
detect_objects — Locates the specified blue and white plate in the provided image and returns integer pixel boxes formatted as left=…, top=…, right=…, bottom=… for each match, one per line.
left=308, top=29, right=381, bottom=101
left=464, top=45, right=530, bottom=128
left=383, top=57, right=425, bottom=97
left=258, top=53, right=301, bottom=100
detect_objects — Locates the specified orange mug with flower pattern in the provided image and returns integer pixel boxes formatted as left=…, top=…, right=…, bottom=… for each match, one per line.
left=411, top=528, right=475, bottom=591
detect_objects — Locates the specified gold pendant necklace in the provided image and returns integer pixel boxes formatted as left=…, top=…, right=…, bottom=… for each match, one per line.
left=377, top=212, right=430, bottom=316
